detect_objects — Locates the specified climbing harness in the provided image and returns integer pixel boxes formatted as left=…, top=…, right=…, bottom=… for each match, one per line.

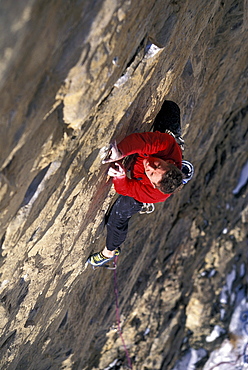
left=139, top=203, right=155, bottom=214
left=164, top=129, right=185, bottom=150
left=113, top=256, right=133, bottom=369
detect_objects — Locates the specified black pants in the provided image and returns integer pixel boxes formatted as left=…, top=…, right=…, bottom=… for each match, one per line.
left=106, top=195, right=143, bottom=251
left=106, top=100, right=181, bottom=251
left=152, top=100, right=181, bottom=136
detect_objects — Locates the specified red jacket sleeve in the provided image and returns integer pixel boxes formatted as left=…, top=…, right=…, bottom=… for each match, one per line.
left=113, top=176, right=171, bottom=203
left=113, top=176, right=140, bottom=198
left=118, top=131, right=176, bottom=157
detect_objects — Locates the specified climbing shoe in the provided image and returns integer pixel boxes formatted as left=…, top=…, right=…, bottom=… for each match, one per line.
left=87, top=248, right=120, bottom=267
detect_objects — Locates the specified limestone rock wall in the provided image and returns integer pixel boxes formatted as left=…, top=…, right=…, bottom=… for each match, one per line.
left=0, top=0, right=247, bottom=369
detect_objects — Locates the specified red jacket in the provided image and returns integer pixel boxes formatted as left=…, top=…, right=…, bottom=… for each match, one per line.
left=113, top=132, right=182, bottom=203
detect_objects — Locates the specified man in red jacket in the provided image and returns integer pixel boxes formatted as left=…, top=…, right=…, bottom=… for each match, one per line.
left=88, top=131, right=184, bottom=267
left=87, top=101, right=193, bottom=267
left=110, top=131, right=183, bottom=203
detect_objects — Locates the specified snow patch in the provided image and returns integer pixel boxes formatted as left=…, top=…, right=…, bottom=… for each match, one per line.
left=0, top=280, right=9, bottom=291
left=204, top=298, right=248, bottom=369
left=200, top=269, right=216, bottom=278
left=144, top=327, right=150, bottom=336
left=240, top=263, right=245, bottom=278
left=209, top=269, right=217, bottom=278
left=226, top=267, right=236, bottom=294
left=206, top=325, right=226, bottom=342
left=144, top=43, right=162, bottom=59
left=220, top=308, right=226, bottom=321
left=114, top=73, right=129, bottom=87
left=112, top=57, right=119, bottom=66
left=220, top=266, right=236, bottom=304
left=172, top=348, right=207, bottom=370
left=103, top=358, right=119, bottom=370
left=232, top=159, right=248, bottom=194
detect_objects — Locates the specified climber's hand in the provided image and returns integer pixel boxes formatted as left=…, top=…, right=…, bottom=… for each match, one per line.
left=108, top=162, right=126, bottom=177
left=102, top=141, right=123, bottom=164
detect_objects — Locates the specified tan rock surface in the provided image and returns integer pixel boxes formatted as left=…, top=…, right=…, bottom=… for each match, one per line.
left=0, top=0, right=247, bottom=369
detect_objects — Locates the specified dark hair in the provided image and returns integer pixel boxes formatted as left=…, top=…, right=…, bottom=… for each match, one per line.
left=156, top=164, right=183, bottom=194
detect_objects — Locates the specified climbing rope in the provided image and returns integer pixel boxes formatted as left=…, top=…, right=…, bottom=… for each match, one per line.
left=208, top=341, right=248, bottom=370
left=113, top=256, right=133, bottom=369
left=209, top=358, right=241, bottom=370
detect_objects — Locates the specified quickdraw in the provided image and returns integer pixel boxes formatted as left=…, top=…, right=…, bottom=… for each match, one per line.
left=92, top=261, right=117, bottom=270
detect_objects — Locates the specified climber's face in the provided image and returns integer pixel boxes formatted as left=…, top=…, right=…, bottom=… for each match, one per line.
left=143, top=157, right=169, bottom=187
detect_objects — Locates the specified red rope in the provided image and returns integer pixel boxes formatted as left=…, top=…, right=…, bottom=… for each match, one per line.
left=113, top=256, right=133, bottom=369
left=209, top=359, right=239, bottom=370
left=208, top=341, right=248, bottom=370
left=208, top=352, right=243, bottom=370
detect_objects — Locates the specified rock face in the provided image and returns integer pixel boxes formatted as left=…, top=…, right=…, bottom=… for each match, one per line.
left=0, top=0, right=247, bottom=369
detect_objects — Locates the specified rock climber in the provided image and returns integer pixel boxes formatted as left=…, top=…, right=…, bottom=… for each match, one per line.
left=87, top=101, right=194, bottom=267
